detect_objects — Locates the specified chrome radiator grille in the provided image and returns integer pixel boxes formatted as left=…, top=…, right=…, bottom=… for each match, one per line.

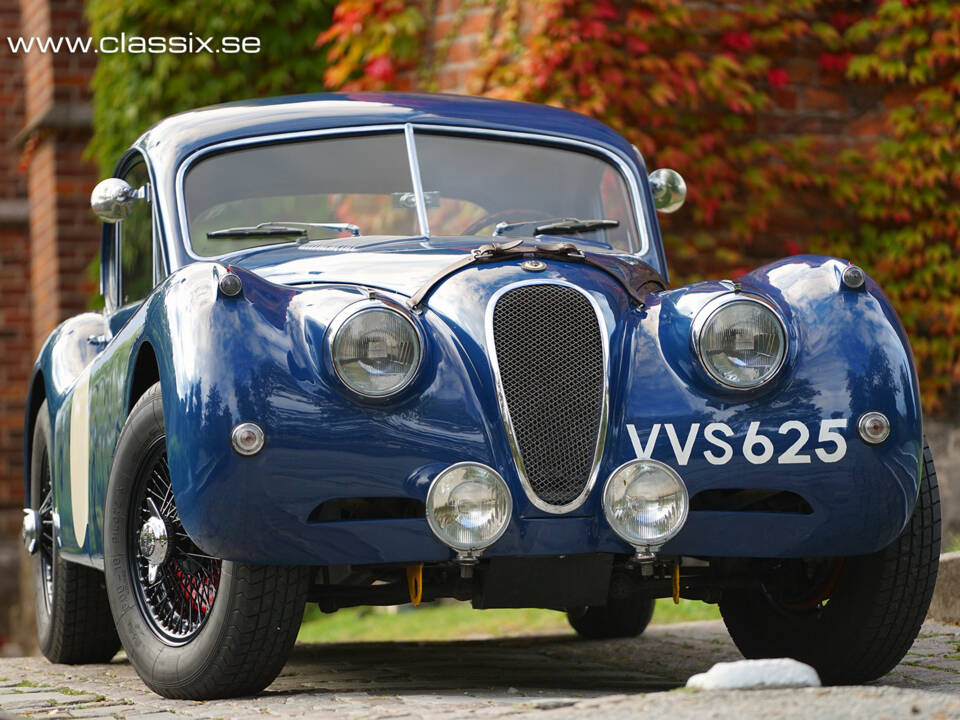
left=490, top=283, right=605, bottom=510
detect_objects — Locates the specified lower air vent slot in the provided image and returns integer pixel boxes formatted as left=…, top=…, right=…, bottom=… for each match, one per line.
left=308, top=497, right=425, bottom=523
left=690, top=489, right=813, bottom=515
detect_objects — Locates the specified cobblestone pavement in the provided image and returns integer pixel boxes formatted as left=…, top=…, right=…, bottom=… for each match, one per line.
left=2, top=620, right=960, bottom=719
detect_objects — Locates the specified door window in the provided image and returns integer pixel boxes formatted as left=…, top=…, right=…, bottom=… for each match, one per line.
left=119, top=162, right=153, bottom=305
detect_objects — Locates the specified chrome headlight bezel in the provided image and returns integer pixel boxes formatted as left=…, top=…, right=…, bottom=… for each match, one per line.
left=691, top=293, right=788, bottom=390
left=327, top=299, right=424, bottom=398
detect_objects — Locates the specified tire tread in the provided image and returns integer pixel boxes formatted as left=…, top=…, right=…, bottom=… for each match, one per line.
left=108, top=383, right=309, bottom=700
left=719, top=442, right=941, bottom=684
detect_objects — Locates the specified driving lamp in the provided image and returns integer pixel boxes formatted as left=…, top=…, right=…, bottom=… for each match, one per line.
left=426, top=463, right=512, bottom=554
left=695, top=296, right=786, bottom=389
left=603, top=459, right=688, bottom=551
left=331, top=305, right=422, bottom=397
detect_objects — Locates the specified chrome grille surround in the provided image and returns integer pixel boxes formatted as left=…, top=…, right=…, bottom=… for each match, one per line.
left=486, top=280, right=609, bottom=514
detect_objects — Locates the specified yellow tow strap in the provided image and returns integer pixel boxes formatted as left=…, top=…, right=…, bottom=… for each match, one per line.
left=406, top=563, right=423, bottom=606
left=672, top=563, right=680, bottom=605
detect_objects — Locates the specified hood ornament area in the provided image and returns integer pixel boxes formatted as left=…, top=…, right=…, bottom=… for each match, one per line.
left=406, top=239, right=664, bottom=311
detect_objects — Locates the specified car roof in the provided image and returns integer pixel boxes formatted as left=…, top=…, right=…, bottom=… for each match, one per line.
left=134, top=92, right=639, bottom=168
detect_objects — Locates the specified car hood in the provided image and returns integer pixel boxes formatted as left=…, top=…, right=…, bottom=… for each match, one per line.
left=223, top=235, right=646, bottom=298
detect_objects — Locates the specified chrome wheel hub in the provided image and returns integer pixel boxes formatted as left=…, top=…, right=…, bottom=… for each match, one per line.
left=22, top=508, right=39, bottom=554
left=131, top=445, right=221, bottom=645
left=138, top=499, right=170, bottom=583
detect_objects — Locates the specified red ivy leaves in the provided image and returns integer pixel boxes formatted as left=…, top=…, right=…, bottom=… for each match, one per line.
left=819, top=52, right=852, bottom=73
left=365, top=55, right=396, bottom=83
left=318, top=0, right=424, bottom=90
left=767, top=68, right=789, bottom=87
left=318, top=0, right=960, bottom=412
left=721, top=31, right=754, bottom=53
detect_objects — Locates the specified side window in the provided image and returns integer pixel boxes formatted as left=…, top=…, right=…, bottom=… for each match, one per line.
left=599, top=165, right=635, bottom=253
left=119, top=162, right=153, bottom=305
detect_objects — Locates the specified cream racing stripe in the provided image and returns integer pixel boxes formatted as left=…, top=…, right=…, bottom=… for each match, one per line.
left=69, top=367, right=91, bottom=547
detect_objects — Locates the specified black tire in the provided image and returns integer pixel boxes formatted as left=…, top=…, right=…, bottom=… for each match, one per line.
left=719, top=442, right=941, bottom=684
left=567, top=596, right=656, bottom=639
left=30, top=400, right=121, bottom=664
left=104, top=382, right=310, bottom=699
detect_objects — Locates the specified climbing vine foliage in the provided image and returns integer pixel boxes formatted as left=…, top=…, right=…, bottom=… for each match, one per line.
left=320, top=0, right=960, bottom=413
left=87, top=0, right=337, bottom=177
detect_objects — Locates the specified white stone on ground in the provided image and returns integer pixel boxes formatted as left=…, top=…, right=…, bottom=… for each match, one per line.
left=686, top=658, right=821, bottom=690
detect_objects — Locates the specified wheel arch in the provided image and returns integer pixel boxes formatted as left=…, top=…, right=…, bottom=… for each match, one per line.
left=128, top=340, right=160, bottom=413
left=24, top=369, right=48, bottom=506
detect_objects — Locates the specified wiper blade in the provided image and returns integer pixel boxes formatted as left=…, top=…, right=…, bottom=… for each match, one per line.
left=208, top=224, right=305, bottom=239
left=535, top=218, right=619, bottom=235
left=493, top=217, right=619, bottom=237
left=207, top=221, right=361, bottom=239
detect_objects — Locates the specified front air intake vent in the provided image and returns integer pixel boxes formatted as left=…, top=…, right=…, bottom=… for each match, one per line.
left=489, top=283, right=606, bottom=512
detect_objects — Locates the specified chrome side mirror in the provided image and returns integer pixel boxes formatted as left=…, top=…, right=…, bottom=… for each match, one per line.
left=90, top=178, right=143, bottom=222
left=648, top=168, right=686, bottom=214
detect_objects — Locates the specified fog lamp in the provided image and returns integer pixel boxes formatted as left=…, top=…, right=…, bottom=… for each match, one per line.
left=603, top=459, right=688, bottom=551
left=426, top=463, right=512, bottom=555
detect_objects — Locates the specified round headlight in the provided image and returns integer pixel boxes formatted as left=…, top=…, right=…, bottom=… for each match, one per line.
left=426, top=463, right=512, bottom=551
left=330, top=305, right=422, bottom=397
left=603, top=459, right=688, bottom=548
left=695, top=296, right=786, bottom=389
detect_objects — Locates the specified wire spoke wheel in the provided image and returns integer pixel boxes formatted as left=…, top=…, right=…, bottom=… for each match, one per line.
left=37, top=446, right=54, bottom=610
left=130, top=438, right=221, bottom=645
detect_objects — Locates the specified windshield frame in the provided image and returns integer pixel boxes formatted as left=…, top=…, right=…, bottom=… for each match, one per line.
left=175, top=122, right=652, bottom=262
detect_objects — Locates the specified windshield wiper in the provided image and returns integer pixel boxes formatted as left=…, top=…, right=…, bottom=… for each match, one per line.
left=207, top=221, right=361, bottom=239
left=493, top=217, right=619, bottom=237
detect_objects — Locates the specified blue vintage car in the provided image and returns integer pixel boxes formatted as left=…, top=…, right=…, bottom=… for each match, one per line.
left=21, top=93, right=938, bottom=698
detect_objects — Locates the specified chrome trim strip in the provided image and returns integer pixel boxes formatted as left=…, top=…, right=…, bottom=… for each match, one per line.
left=484, top=279, right=610, bottom=515
left=404, top=123, right=431, bottom=238
left=691, top=292, right=789, bottom=390
left=410, top=123, right=650, bottom=256
left=174, top=123, right=652, bottom=265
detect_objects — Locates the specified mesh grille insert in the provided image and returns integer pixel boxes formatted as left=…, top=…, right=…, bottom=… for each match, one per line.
left=492, top=284, right=605, bottom=507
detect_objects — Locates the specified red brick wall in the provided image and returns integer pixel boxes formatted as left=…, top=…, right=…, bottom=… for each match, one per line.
left=19, top=0, right=98, bottom=347
left=1, top=0, right=98, bottom=653
left=0, top=0, right=32, bottom=652
left=426, top=1, right=497, bottom=92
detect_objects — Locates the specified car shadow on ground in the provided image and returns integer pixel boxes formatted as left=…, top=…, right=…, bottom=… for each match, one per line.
left=262, top=629, right=739, bottom=698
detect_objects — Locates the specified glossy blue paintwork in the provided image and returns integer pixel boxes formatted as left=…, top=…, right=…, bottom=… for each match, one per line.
left=25, top=94, right=923, bottom=570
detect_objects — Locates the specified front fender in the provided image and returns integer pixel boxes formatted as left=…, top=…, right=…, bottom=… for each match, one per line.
left=623, top=255, right=922, bottom=557
left=153, top=265, right=499, bottom=561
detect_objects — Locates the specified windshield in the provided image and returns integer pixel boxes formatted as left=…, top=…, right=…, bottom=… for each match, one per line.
left=183, top=129, right=643, bottom=257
